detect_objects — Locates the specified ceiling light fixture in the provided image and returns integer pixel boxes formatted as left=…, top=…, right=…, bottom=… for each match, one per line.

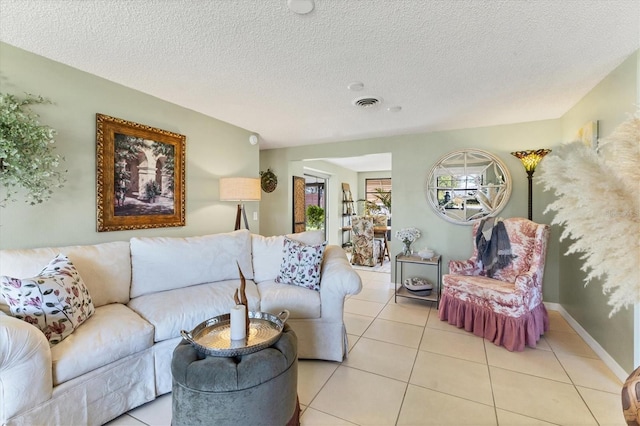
left=387, top=106, right=402, bottom=113
left=288, top=0, right=314, bottom=14
left=347, top=82, right=364, bottom=91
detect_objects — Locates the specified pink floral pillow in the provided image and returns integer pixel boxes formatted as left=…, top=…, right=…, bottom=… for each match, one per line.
left=0, top=254, right=95, bottom=346
left=275, top=237, right=327, bottom=291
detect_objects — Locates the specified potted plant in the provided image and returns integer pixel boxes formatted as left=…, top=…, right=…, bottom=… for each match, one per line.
left=358, top=188, right=391, bottom=216
left=0, top=93, right=66, bottom=206
left=306, top=205, right=325, bottom=230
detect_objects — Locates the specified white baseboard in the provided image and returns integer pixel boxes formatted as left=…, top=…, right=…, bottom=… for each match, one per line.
left=544, top=302, right=629, bottom=382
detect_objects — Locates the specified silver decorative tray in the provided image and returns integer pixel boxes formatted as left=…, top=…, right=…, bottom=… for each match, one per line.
left=180, top=310, right=289, bottom=357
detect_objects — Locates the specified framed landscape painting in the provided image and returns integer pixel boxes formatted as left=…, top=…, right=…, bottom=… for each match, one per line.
left=96, top=114, right=186, bottom=232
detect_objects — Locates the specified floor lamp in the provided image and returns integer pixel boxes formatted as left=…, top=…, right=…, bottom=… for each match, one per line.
left=219, top=177, right=261, bottom=230
left=510, top=149, right=551, bottom=220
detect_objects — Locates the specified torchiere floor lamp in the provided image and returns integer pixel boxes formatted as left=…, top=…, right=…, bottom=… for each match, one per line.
left=510, top=149, right=551, bottom=220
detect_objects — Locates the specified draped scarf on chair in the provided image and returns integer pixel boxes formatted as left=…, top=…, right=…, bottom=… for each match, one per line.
left=476, top=217, right=514, bottom=277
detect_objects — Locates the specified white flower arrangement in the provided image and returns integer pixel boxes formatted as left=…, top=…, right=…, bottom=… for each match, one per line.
left=395, top=227, right=421, bottom=244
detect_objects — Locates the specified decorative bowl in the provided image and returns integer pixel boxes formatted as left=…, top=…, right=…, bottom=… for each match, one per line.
left=403, top=277, right=433, bottom=292
left=417, top=249, right=435, bottom=259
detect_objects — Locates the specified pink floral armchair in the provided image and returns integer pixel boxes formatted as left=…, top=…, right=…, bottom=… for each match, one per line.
left=351, top=216, right=382, bottom=267
left=438, top=217, right=550, bottom=351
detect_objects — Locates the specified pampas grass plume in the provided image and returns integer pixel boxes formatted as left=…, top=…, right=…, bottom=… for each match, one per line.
left=538, top=112, right=640, bottom=316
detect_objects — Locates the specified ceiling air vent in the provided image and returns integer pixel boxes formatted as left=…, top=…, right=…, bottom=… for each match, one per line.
left=353, top=96, right=382, bottom=108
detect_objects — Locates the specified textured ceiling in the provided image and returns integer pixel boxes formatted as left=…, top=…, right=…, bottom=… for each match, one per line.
left=0, top=0, right=638, bottom=150
left=319, top=153, right=393, bottom=172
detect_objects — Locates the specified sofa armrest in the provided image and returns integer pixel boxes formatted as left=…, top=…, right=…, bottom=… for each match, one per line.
left=448, top=258, right=483, bottom=276
left=0, top=313, right=53, bottom=422
left=319, top=246, right=362, bottom=320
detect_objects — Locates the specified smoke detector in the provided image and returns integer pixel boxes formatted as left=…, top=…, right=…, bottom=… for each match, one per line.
left=353, top=96, right=383, bottom=108
left=288, top=0, right=314, bottom=14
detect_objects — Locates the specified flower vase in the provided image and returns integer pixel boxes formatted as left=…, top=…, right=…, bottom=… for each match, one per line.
left=402, top=241, right=412, bottom=256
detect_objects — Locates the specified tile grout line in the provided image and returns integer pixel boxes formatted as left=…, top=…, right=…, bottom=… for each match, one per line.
left=394, top=301, right=434, bottom=426
left=343, top=270, right=616, bottom=425
left=549, top=341, right=601, bottom=425
left=302, top=270, right=393, bottom=426
left=483, top=339, right=501, bottom=425
left=370, top=270, right=413, bottom=426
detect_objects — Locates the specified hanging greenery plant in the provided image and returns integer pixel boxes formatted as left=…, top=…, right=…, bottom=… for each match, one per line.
left=0, top=93, right=66, bottom=206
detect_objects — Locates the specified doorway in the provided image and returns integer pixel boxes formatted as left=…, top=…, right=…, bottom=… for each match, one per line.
left=304, top=173, right=327, bottom=240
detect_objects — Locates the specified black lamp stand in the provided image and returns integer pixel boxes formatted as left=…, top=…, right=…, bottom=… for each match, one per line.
left=526, top=170, right=534, bottom=221
left=234, top=203, right=250, bottom=231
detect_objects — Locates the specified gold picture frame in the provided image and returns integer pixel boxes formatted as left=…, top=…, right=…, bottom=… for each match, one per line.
left=96, top=114, right=186, bottom=232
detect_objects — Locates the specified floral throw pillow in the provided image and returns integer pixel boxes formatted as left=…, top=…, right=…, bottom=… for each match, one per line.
left=275, top=237, right=327, bottom=291
left=0, top=254, right=95, bottom=346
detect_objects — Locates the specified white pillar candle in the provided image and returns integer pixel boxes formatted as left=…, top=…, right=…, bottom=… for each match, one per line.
left=230, top=304, right=247, bottom=340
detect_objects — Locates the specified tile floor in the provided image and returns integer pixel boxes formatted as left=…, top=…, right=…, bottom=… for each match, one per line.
left=107, top=269, right=625, bottom=426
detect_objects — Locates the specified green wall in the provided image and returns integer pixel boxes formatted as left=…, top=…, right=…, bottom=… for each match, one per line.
left=2, top=40, right=636, bottom=373
left=258, top=155, right=357, bottom=247
left=260, top=50, right=639, bottom=373
left=0, top=42, right=260, bottom=249
left=555, top=51, right=638, bottom=373
left=260, top=120, right=562, bottom=302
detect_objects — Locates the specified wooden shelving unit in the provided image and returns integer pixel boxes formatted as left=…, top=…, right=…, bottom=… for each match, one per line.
left=341, top=183, right=355, bottom=248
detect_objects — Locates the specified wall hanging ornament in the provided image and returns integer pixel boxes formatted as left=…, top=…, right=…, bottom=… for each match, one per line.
left=260, top=168, right=278, bottom=193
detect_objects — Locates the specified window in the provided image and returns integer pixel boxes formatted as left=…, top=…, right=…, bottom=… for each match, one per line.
left=365, top=178, right=391, bottom=215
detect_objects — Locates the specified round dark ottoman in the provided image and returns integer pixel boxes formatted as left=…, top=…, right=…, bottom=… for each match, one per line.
left=171, top=323, right=298, bottom=426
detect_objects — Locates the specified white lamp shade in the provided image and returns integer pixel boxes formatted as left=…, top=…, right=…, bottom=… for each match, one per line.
left=219, top=177, right=261, bottom=201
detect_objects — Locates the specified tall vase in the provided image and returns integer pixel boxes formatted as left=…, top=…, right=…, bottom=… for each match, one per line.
left=402, top=241, right=412, bottom=256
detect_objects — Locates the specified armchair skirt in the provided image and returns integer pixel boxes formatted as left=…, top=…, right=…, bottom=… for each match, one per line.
left=439, top=217, right=550, bottom=351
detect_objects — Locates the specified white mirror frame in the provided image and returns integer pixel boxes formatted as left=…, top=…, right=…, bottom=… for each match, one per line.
left=426, top=149, right=512, bottom=225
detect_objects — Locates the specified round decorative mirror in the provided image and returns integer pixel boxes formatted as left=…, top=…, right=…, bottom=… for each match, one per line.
left=426, top=149, right=512, bottom=225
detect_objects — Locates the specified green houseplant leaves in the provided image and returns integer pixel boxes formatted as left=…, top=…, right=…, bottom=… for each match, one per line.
left=0, top=93, right=66, bottom=206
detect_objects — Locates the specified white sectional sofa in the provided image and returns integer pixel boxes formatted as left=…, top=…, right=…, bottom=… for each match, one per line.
left=0, top=229, right=361, bottom=426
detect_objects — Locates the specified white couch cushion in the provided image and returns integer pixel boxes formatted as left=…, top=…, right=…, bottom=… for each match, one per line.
left=251, top=230, right=325, bottom=283
left=257, top=280, right=320, bottom=319
left=0, top=241, right=131, bottom=308
left=252, top=235, right=285, bottom=283
left=128, top=279, right=260, bottom=342
left=50, top=303, right=154, bottom=386
left=130, top=230, right=253, bottom=298
left=1, top=254, right=95, bottom=346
